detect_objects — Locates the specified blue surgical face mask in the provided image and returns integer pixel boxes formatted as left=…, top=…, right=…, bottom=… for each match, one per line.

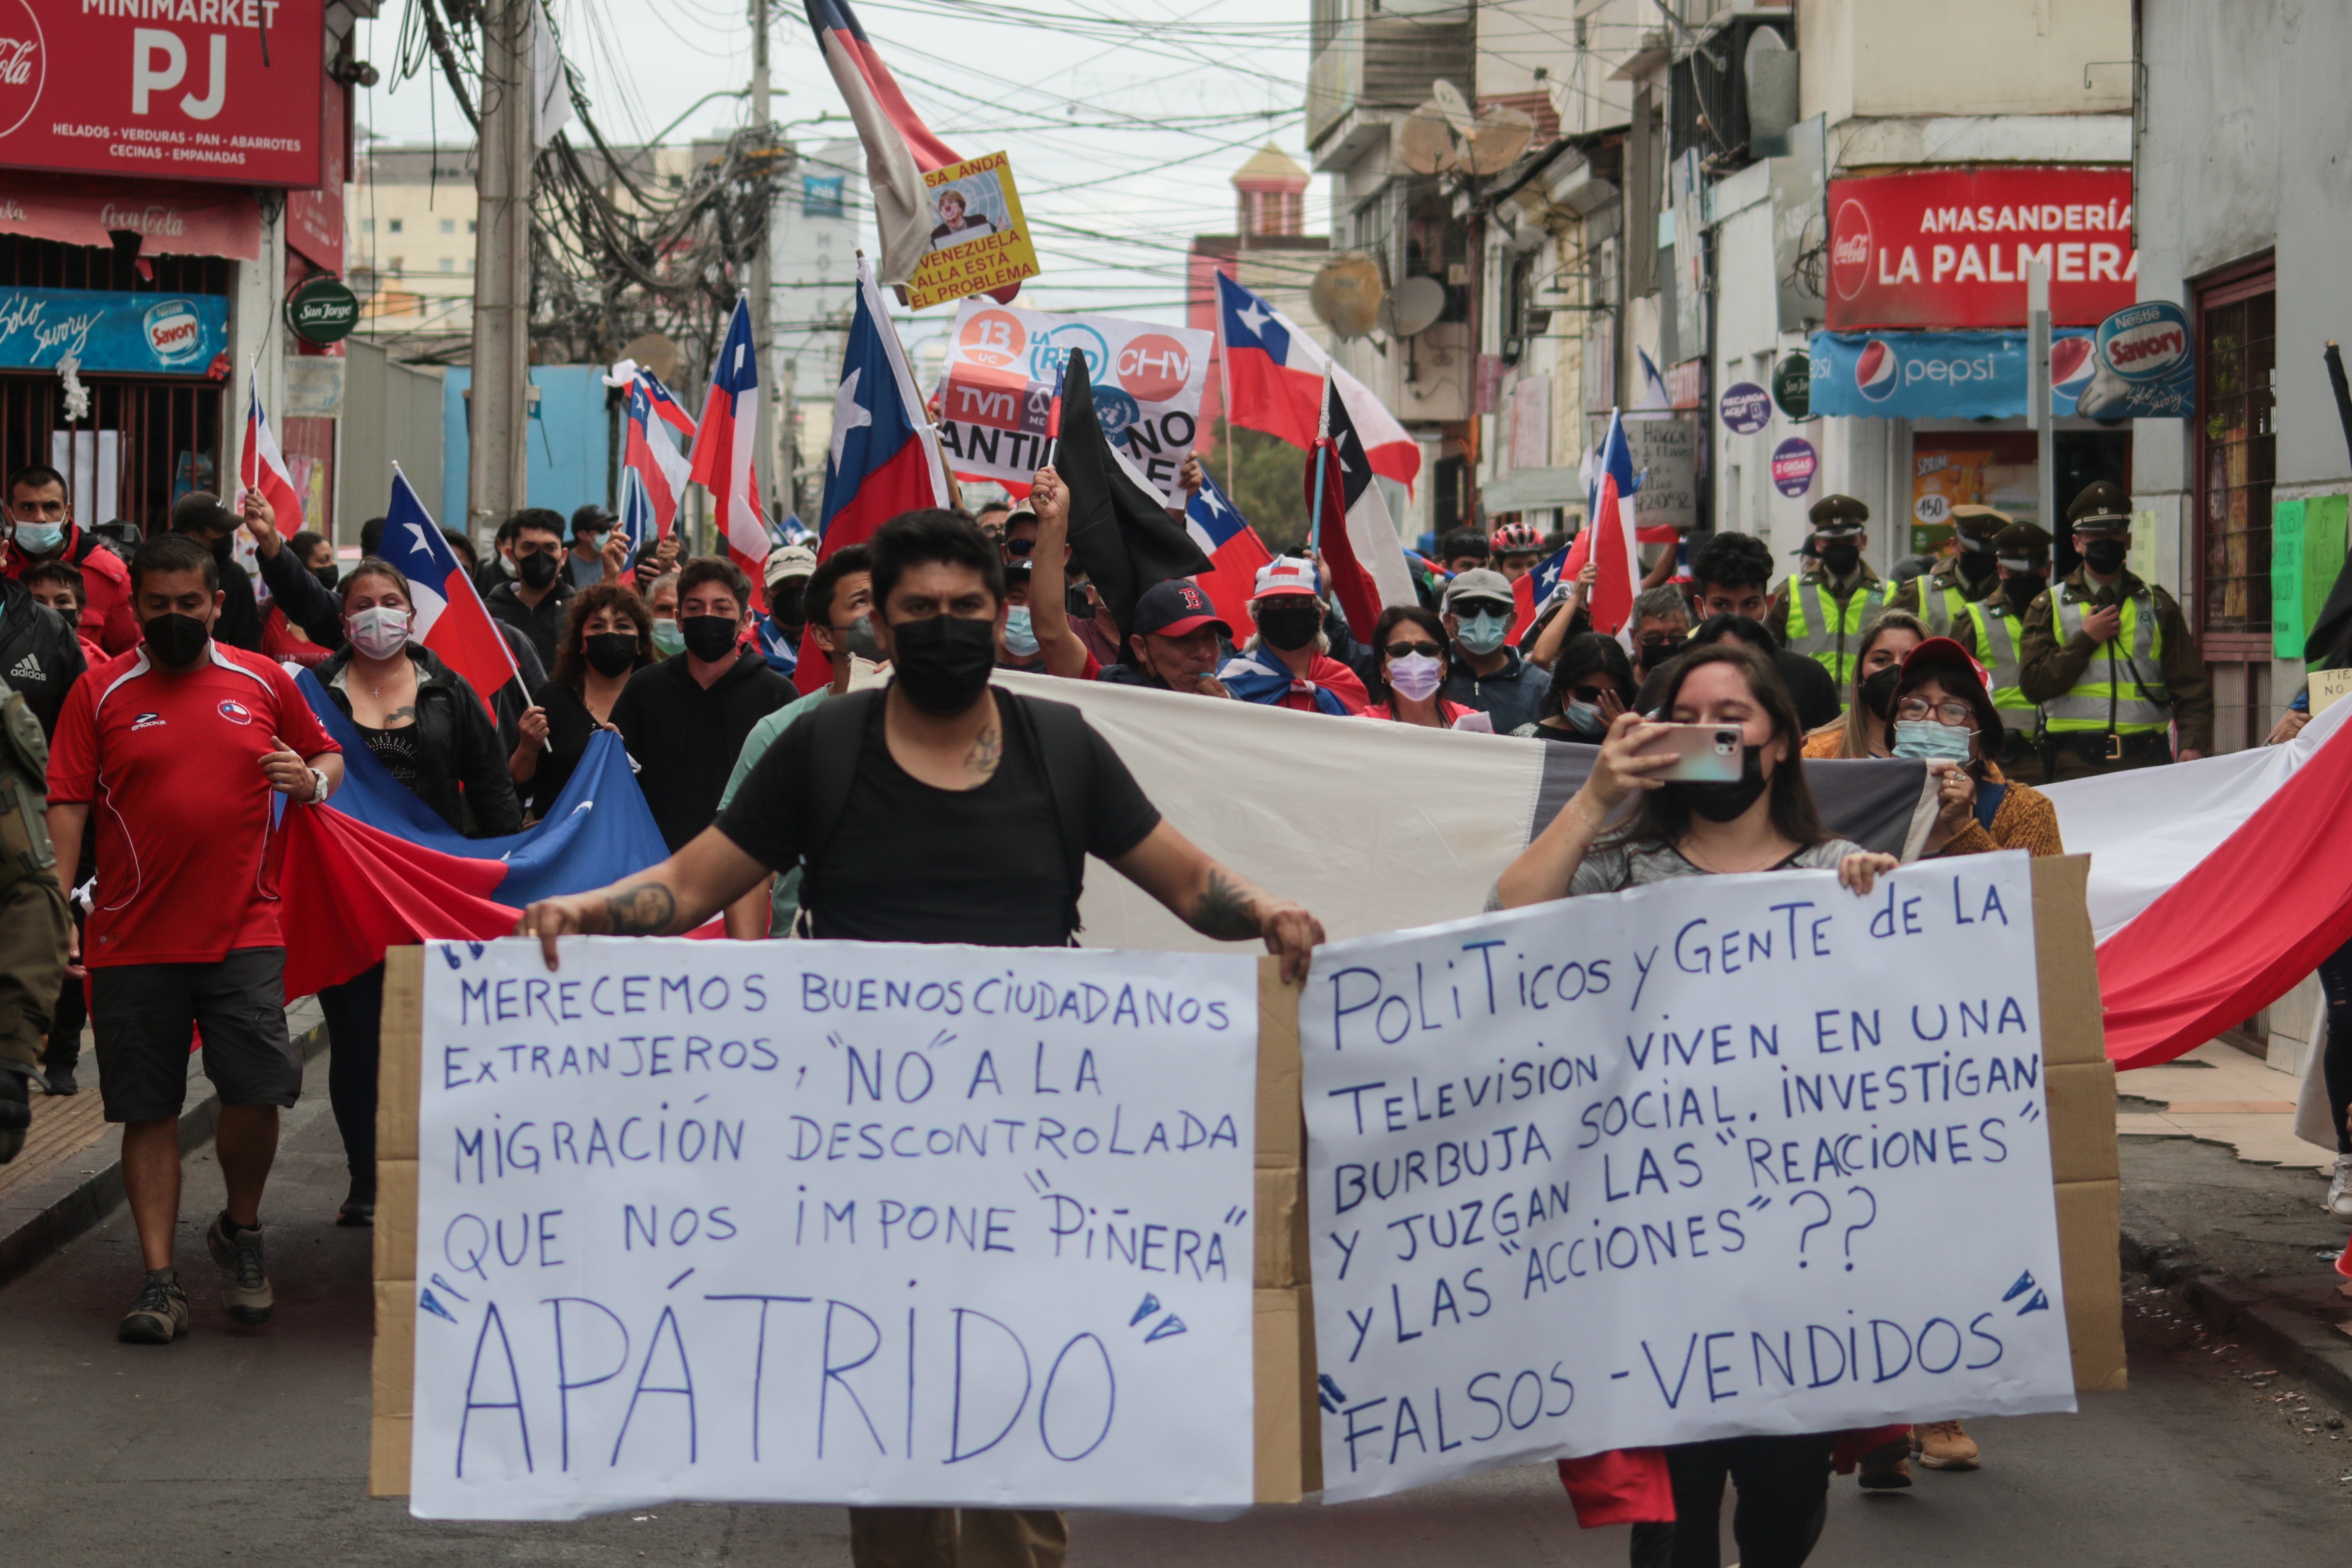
left=1892, top=720, right=1975, bottom=764
left=1003, top=606, right=1039, bottom=658
left=650, top=616, right=685, bottom=657
left=1561, top=700, right=1607, bottom=738
left=1456, top=609, right=1511, bottom=655
left=12, top=523, right=63, bottom=556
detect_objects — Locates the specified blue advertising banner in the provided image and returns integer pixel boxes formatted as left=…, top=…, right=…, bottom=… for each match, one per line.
left=2078, top=301, right=2195, bottom=419
left=1807, top=328, right=2096, bottom=420
left=0, top=287, right=229, bottom=375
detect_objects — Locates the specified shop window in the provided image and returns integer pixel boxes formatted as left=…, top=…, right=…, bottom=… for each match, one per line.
left=2194, top=259, right=2277, bottom=646
left=440, top=218, right=455, bottom=234
left=467, top=219, right=478, bottom=234
left=388, top=217, right=403, bottom=234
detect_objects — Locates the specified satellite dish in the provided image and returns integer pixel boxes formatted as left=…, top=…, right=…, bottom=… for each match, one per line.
left=1384, top=275, right=1447, bottom=338
left=1310, top=253, right=1385, bottom=340
left=1461, top=105, right=1535, bottom=175
left=619, top=332, right=679, bottom=385
left=1430, top=78, right=1477, bottom=139
left=1395, top=104, right=1458, bottom=174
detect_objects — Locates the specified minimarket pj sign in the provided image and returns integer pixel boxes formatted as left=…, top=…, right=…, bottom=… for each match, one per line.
left=1826, top=167, right=2135, bottom=331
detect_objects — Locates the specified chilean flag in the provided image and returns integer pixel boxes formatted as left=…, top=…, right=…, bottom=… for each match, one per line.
left=622, top=371, right=694, bottom=540
left=239, top=381, right=304, bottom=530
left=376, top=466, right=520, bottom=718
left=1509, top=542, right=1573, bottom=642
left=689, top=296, right=771, bottom=605
left=1216, top=272, right=1420, bottom=493
left=1183, top=471, right=1273, bottom=641
left=1563, top=410, right=1644, bottom=636
left=798, top=255, right=950, bottom=692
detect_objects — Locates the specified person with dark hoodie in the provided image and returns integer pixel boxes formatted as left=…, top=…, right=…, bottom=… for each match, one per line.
left=482, top=508, right=576, bottom=669
left=167, top=489, right=343, bottom=655
left=312, top=558, right=523, bottom=1225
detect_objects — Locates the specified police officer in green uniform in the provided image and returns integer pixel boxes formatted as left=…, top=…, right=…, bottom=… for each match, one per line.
left=1942, top=520, right=2052, bottom=784
left=0, top=672, right=70, bottom=1162
left=1891, top=504, right=2007, bottom=634
left=2019, top=481, right=2213, bottom=780
left=1768, top=494, right=1889, bottom=688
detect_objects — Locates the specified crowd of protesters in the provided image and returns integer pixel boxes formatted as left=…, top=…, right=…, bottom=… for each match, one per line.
left=0, top=447, right=2239, bottom=1568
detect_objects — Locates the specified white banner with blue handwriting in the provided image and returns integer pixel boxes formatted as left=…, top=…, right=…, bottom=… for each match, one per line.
left=1302, top=853, right=2071, bottom=1503
left=410, top=938, right=1258, bottom=1520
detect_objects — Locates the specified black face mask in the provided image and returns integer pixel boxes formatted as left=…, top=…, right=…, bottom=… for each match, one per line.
left=681, top=615, right=739, bottom=662
left=142, top=612, right=211, bottom=668
left=1256, top=603, right=1323, bottom=653
left=1859, top=665, right=1901, bottom=721
left=517, top=550, right=560, bottom=590
left=1066, top=584, right=1095, bottom=620
left=1665, top=747, right=1770, bottom=824
left=584, top=631, right=640, bottom=677
left=2005, top=574, right=2047, bottom=610
left=1637, top=637, right=1680, bottom=672
left=1956, top=551, right=1998, bottom=589
left=769, top=584, right=807, bottom=629
left=1820, top=540, right=1862, bottom=576
left=313, top=562, right=341, bottom=591
left=2081, top=539, right=2128, bottom=575
left=889, top=614, right=997, bottom=715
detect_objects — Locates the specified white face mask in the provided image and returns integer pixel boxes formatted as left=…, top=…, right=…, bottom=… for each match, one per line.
left=347, top=605, right=412, bottom=660
left=1388, top=651, right=1444, bottom=702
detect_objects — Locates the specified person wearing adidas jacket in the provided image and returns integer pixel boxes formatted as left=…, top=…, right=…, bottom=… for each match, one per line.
left=0, top=573, right=88, bottom=740
left=4, top=463, right=137, bottom=656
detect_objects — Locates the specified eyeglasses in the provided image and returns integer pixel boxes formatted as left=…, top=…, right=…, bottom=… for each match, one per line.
left=1569, top=684, right=1617, bottom=705
left=1383, top=640, right=1443, bottom=659
left=1895, top=697, right=1977, bottom=726
left=1004, top=536, right=1036, bottom=557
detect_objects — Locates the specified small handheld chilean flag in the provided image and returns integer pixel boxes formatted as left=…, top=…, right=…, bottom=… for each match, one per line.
left=1182, top=471, right=1273, bottom=641
left=1509, top=542, right=1574, bottom=643
left=239, top=379, right=304, bottom=529
left=689, top=295, right=771, bottom=605
left=376, top=466, right=520, bottom=717
left=1575, top=410, right=1644, bottom=636
left=622, top=372, right=694, bottom=540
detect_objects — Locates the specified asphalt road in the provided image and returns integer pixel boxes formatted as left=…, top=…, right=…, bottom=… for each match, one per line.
left=6, top=1052, right=2350, bottom=1567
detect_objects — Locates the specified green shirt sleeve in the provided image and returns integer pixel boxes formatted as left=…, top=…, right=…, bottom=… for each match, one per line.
left=720, top=688, right=825, bottom=813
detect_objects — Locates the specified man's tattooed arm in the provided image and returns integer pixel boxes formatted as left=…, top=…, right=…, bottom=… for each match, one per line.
left=1187, top=868, right=1262, bottom=941
left=604, top=880, right=680, bottom=934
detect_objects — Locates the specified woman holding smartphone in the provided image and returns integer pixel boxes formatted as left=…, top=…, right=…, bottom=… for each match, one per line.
left=1497, top=642, right=1898, bottom=1568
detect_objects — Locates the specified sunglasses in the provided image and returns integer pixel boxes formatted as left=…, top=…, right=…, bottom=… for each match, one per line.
left=1569, top=684, right=1617, bottom=705
left=1004, top=536, right=1036, bottom=557
left=1383, top=640, right=1443, bottom=659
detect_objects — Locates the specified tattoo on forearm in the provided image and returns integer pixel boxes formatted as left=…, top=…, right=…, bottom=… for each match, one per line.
left=1189, top=869, right=1261, bottom=941
left=964, top=724, right=1002, bottom=778
left=605, top=881, right=678, bottom=934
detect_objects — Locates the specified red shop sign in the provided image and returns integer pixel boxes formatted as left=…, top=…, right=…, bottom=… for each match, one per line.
left=0, top=0, right=324, bottom=190
left=0, top=169, right=261, bottom=258
left=1825, top=167, right=2135, bottom=330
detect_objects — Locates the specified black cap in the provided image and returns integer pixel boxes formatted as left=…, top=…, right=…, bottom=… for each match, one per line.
left=168, top=491, right=234, bottom=536
left=2067, top=481, right=2132, bottom=532
left=571, top=503, right=616, bottom=534
left=1991, top=520, right=2052, bottom=565
left=1808, top=494, right=1869, bottom=532
left=1131, top=577, right=1229, bottom=640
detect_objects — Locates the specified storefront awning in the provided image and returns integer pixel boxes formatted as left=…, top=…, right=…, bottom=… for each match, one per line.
left=0, top=173, right=261, bottom=262
left=1807, top=328, right=2095, bottom=421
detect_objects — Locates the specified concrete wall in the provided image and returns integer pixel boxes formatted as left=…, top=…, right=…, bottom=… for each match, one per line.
left=337, top=340, right=445, bottom=546
left=1798, top=0, right=2131, bottom=126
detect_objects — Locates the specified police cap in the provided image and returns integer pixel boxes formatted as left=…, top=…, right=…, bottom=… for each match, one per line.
left=1949, top=505, right=2011, bottom=550
left=2067, top=480, right=2132, bottom=533
left=1808, top=494, right=1869, bottom=534
left=1991, top=520, right=2052, bottom=567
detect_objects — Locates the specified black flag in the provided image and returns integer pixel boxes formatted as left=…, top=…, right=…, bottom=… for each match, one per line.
left=1054, top=349, right=1211, bottom=645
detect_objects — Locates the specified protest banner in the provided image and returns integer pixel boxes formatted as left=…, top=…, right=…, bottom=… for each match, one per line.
left=903, top=152, right=1043, bottom=312
left=372, top=939, right=1264, bottom=1519
left=1299, top=852, right=2121, bottom=1503
left=937, top=302, right=1213, bottom=506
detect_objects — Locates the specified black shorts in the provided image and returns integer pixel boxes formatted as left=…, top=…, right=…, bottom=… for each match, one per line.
left=90, top=948, right=301, bottom=1124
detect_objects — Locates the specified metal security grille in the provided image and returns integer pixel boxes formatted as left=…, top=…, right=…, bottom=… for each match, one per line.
left=2195, top=263, right=2277, bottom=639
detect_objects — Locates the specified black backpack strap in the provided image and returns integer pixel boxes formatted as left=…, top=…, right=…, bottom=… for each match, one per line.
left=798, top=687, right=887, bottom=881
left=998, top=691, right=1097, bottom=938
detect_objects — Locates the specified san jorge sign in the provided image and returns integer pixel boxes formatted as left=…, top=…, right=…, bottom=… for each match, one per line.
left=0, top=0, right=326, bottom=189
left=1825, top=167, right=2135, bottom=331
left=286, top=274, right=357, bottom=345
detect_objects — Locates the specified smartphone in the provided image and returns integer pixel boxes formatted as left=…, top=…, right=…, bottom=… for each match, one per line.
left=1639, top=723, right=1744, bottom=781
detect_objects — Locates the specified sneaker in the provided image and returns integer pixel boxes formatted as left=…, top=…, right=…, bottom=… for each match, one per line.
left=118, top=1270, right=190, bottom=1344
left=42, top=1064, right=77, bottom=1095
left=1915, top=1420, right=1980, bottom=1470
left=205, top=1211, right=274, bottom=1325
left=2329, top=1154, right=2352, bottom=1223
left=1857, top=1436, right=1912, bottom=1490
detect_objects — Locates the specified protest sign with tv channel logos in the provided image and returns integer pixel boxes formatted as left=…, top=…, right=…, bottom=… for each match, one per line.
left=1301, top=854, right=2073, bottom=1503
left=902, top=152, right=1043, bottom=313
left=407, top=938, right=1259, bottom=1520
left=938, top=302, right=1214, bottom=506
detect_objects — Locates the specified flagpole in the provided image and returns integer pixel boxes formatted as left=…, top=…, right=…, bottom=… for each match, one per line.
left=1307, top=373, right=1332, bottom=554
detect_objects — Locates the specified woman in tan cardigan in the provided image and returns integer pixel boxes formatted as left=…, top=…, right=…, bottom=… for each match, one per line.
left=1894, top=636, right=2065, bottom=859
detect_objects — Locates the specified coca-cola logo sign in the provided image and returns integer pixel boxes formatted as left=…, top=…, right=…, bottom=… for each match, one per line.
left=99, top=202, right=187, bottom=238
left=1830, top=198, right=1872, bottom=302
left=0, top=0, right=45, bottom=140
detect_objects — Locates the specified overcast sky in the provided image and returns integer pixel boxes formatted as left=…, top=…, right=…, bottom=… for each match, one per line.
left=352, top=0, right=1327, bottom=340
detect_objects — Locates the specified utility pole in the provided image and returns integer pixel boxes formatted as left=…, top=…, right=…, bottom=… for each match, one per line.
left=749, top=0, right=777, bottom=531
left=2028, top=260, right=2054, bottom=535
left=469, top=0, right=535, bottom=534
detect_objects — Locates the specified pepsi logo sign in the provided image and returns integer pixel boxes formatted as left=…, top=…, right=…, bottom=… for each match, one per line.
left=2050, top=335, right=2095, bottom=398
left=217, top=699, right=254, bottom=726
left=143, top=298, right=202, bottom=366
left=1853, top=339, right=1900, bottom=403
left=2095, top=300, right=2192, bottom=385
left=1830, top=199, right=1872, bottom=301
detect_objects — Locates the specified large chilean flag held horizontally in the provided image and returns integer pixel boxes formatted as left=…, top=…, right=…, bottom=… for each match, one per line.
left=797, top=255, right=950, bottom=692
left=1216, top=272, right=1420, bottom=493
